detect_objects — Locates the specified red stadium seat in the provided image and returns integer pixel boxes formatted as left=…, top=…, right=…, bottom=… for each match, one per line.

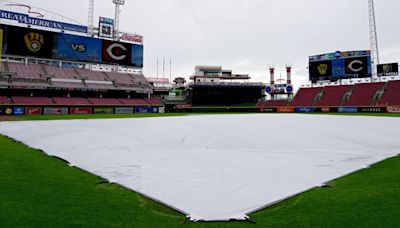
left=343, top=83, right=384, bottom=106
left=12, top=96, right=55, bottom=105
left=315, top=85, right=352, bottom=107
left=377, top=80, right=400, bottom=106
left=290, top=87, right=322, bottom=106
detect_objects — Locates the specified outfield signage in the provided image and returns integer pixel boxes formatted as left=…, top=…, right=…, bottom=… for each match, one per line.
left=0, top=10, right=88, bottom=33
left=44, top=107, right=68, bottom=115
left=338, top=107, right=358, bottom=113
left=358, top=107, right=385, bottom=113
left=295, top=107, right=316, bottom=113
left=0, top=107, right=13, bottom=115
left=70, top=107, right=92, bottom=114
left=115, top=107, right=134, bottom=114
left=387, top=106, right=400, bottom=113
left=94, top=107, right=114, bottom=114
left=13, top=107, right=24, bottom=115
left=25, top=107, right=42, bottom=115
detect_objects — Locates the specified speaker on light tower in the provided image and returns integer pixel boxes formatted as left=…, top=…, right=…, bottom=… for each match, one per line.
left=269, top=67, right=275, bottom=85
left=286, top=65, right=292, bottom=84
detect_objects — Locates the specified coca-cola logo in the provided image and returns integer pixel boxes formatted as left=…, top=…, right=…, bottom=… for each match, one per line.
left=121, top=33, right=143, bottom=43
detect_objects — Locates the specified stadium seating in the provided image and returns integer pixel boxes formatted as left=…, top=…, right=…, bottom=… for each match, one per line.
left=87, top=98, right=123, bottom=105
left=377, top=80, right=400, bottom=106
left=106, top=72, right=135, bottom=86
left=12, top=96, right=55, bottom=105
left=76, top=69, right=108, bottom=81
left=257, top=100, right=289, bottom=107
left=343, top=83, right=384, bottom=106
left=0, top=96, right=9, bottom=104
left=315, top=85, right=352, bottom=107
left=119, top=98, right=150, bottom=106
left=7, top=63, right=44, bottom=80
left=44, top=66, right=78, bottom=80
left=50, top=81, right=86, bottom=89
left=53, top=97, right=92, bottom=106
left=290, top=87, right=322, bottom=106
left=147, top=97, right=162, bottom=105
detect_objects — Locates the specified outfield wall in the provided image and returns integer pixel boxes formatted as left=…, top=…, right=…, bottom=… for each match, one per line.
left=0, top=105, right=163, bottom=116
left=175, top=106, right=397, bottom=114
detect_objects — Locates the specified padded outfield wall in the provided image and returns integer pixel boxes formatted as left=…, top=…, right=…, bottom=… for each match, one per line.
left=0, top=105, right=163, bottom=116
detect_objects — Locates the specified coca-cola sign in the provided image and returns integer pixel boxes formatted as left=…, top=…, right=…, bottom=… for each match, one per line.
left=120, top=33, right=143, bottom=44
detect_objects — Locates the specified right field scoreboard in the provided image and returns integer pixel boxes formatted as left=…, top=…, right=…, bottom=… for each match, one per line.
left=377, top=63, right=399, bottom=77
left=309, top=51, right=372, bottom=82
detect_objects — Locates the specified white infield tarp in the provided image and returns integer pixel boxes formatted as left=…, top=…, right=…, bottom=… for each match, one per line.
left=0, top=114, right=399, bottom=221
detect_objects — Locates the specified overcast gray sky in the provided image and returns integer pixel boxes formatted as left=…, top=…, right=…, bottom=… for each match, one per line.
left=10, top=0, right=400, bottom=87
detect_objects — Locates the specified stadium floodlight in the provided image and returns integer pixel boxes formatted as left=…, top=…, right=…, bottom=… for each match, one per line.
left=88, top=0, right=95, bottom=36
left=113, top=0, right=125, bottom=40
left=368, top=0, right=380, bottom=79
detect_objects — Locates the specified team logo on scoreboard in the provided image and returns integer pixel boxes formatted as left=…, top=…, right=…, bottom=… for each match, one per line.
left=102, top=40, right=131, bottom=65
left=24, top=32, right=44, bottom=52
left=347, top=60, right=364, bottom=73
left=318, top=64, right=328, bottom=75
left=345, top=57, right=369, bottom=75
left=106, top=43, right=127, bottom=60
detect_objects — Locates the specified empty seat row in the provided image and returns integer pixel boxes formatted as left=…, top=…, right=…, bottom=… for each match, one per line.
left=1, top=96, right=162, bottom=106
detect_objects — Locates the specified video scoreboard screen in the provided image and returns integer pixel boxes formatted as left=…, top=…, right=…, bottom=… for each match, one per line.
left=0, top=24, right=143, bottom=68
left=309, top=51, right=372, bottom=82
left=377, top=63, right=399, bottom=77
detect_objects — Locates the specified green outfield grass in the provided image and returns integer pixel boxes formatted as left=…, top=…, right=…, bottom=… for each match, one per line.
left=1, top=113, right=400, bottom=227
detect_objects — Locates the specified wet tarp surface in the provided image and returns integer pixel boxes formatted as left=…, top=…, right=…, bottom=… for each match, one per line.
left=1, top=114, right=399, bottom=221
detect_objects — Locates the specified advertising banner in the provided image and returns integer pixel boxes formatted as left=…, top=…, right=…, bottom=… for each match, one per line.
left=94, top=107, right=114, bottom=114
left=377, top=63, right=399, bottom=77
left=151, top=107, right=159, bottom=113
left=320, top=107, right=332, bottom=113
left=260, top=108, right=276, bottom=113
left=358, top=107, right=385, bottom=113
left=44, top=107, right=68, bottom=115
left=54, top=33, right=102, bottom=63
left=70, top=107, right=92, bottom=114
left=0, top=10, right=87, bottom=33
left=295, top=107, right=316, bottom=113
left=338, top=107, right=358, bottom=113
left=387, top=106, right=400, bottom=113
left=121, top=33, right=143, bottom=44
left=13, top=107, right=25, bottom=115
left=0, top=107, right=13, bottom=115
left=135, top=107, right=152, bottom=113
left=277, top=107, right=295, bottom=113
left=25, top=107, right=42, bottom=115
left=115, top=107, right=134, bottom=114
left=5, top=25, right=54, bottom=58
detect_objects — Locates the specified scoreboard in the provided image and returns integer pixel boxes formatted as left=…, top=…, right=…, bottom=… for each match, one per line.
left=0, top=24, right=144, bottom=68
left=309, top=51, right=372, bottom=82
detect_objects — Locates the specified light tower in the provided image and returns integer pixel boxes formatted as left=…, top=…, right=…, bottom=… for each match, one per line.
left=88, top=0, right=94, bottom=36
left=368, top=0, right=380, bottom=79
left=113, top=0, right=125, bottom=40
